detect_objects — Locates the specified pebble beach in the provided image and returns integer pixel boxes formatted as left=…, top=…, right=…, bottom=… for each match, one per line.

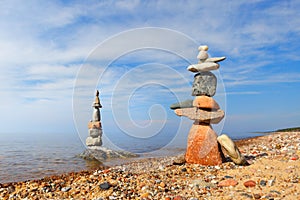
left=1, top=131, right=299, bottom=200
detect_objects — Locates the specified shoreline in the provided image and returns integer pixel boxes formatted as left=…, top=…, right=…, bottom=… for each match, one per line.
left=1, top=131, right=299, bottom=199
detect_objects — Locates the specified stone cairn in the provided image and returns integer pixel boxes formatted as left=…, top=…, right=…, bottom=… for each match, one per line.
left=80, top=90, right=137, bottom=162
left=171, top=45, right=247, bottom=166
left=86, top=90, right=103, bottom=148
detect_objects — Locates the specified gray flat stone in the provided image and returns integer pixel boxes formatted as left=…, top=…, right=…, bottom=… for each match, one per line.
left=192, top=72, right=217, bottom=96
left=174, top=107, right=224, bottom=124
left=187, top=62, right=219, bottom=72
left=170, top=99, right=193, bottom=110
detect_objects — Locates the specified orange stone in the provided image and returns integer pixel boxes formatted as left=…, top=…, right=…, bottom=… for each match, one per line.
left=218, top=179, right=238, bottom=187
left=88, top=121, right=101, bottom=129
left=193, top=96, right=220, bottom=110
left=185, top=124, right=224, bottom=165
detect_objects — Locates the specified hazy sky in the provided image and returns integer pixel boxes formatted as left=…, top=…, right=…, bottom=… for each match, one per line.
left=1, top=1, right=300, bottom=142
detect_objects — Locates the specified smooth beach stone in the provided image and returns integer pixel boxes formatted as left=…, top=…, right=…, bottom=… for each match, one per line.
left=187, top=62, right=219, bottom=72
left=205, top=56, right=226, bottom=63
left=185, top=124, right=224, bottom=165
left=92, top=108, right=101, bottom=122
left=174, top=107, right=224, bottom=124
left=89, top=128, right=102, bottom=138
left=218, top=179, right=238, bottom=187
left=86, top=136, right=102, bottom=146
left=192, top=72, right=217, bottom=96
left=193, top=96, right=220, bottom=110
left=198, top=45, right=208, bottom=51
left=88, top=121, right=102, bottom=129
left=217, top=134, right=248, bottom=165
left=244, top=180, right=256, bottom=187
left=170, top=99, right=193, bottom=110
left=197, top=50, right=208, bottom=60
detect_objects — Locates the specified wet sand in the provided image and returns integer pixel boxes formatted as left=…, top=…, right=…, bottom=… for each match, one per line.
left=0, top=132, right=299, bottom=199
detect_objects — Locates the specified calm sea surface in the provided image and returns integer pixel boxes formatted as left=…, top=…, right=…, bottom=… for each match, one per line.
left=0, top=132, right=263, bottom=183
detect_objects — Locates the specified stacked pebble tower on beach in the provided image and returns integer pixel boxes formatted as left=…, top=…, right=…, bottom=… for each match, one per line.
left=86, top=90, right=103, bottom=147
left=171, top=45, right=226, bottom=165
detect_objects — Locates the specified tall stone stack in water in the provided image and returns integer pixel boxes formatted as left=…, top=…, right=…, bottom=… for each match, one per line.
left=171, top=45, right=226, bottom=165
left=86, top=90, right=103, bottom=147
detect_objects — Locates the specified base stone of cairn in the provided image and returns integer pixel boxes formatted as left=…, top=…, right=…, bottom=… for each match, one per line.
left=186, top=123, right=223, bottom=165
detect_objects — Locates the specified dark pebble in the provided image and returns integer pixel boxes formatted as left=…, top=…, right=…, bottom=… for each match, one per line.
left=259, top=180, right=267, bottom=186
left=265, top=195, right=274, bottom=200
left=241, top=193, right=253, bottom=198
left=253, top=193, right=261, bottom=199
left=224, top=175, right=233, bottom=179
left=270, top=190, right=281, bottom=195
left=181, top=168, right=187, bottom=172
left=100, top=182, right=111, bottom=190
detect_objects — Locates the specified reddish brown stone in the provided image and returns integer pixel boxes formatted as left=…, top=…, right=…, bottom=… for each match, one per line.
left=218, top=179, right=238, bottom=187
left=244, top=180, right=256, bottom=187
left=88, top=121, right=101, bottom=129
left=185, top=124, right=223, bottom=165
left=193, top=96, right=220, bottom=110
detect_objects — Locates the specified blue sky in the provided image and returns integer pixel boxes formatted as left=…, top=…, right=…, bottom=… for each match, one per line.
left=1, top=1, right=300, bottom=144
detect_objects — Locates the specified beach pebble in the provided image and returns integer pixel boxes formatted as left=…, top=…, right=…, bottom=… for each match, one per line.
left=244, top=180, right=256, bottom=187
left=218, top=179, right=238, bottom=187
left=140, top=192, right=150, bottom=198
left=241, top=193, right=253, bottom=198
left=99, top=182, right=110, bottom=190
left=290, top=156, right=298, bottom=160
left=61, top=186, right=71, bottom=192
left=173, top=196, right=186, bottom=200
left=268, top=178, right=275, bottom=186
left=253, top=193, right=261, bottom=199
left=259, top=180, right=267, bottom=186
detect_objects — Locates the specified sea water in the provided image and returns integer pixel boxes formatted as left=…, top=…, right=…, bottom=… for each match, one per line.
left=0, top=131, right=263, bottom=183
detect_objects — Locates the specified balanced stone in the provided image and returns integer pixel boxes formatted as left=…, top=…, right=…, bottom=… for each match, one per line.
left=93, top=90, right=102, bottom=108
left=192, top=72, right=217, bottom=96
left=197, top=50, right=208, bottom=60
left=170, top=99, right=193, bottom=110
left=193, top=96, right=220, bottom=110
left=88, top=121, right=101, bottom=129
left=86, top=136, right=102, bottom=146
left=187, top=62, right=219, bottom=72
left=89, top=128, right=102, bottom=138
left=198, top=45, right=209, bottom=51
left=174, top=107, right=224, bottom=124
left=92, top=108, right=100, bottom=122
left=205, top=57, right=226, bottom=63
left=217, top=134, right=248, bottom=165
left=185, top=124, right=224, bottom=165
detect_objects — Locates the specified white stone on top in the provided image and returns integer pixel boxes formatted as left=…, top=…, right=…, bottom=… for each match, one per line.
left=198, top=45, right=209, bottom=51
